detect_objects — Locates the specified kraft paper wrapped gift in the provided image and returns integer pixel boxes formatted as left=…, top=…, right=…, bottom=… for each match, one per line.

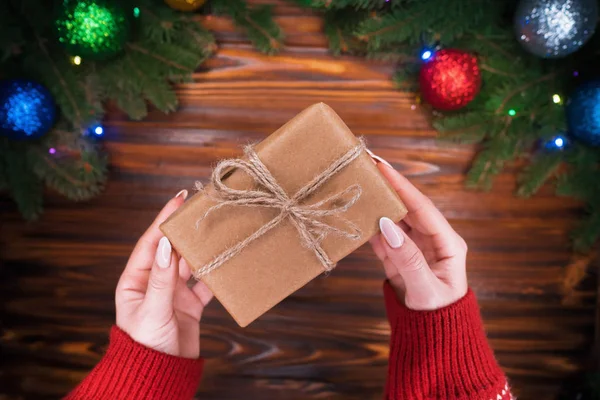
left=160, top=103, right=407, bottom=327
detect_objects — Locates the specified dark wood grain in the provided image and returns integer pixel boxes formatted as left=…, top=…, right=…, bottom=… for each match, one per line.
left=0, top=2, right=595, bottom=399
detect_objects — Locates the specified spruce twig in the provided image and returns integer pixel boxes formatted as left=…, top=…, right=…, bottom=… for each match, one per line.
left=126, top=43, right=193, bottom=72
left=495, top=73, right=557, bottom=114
left=479, top=63, right=518, bottom=78
left=34, top=33, right=82, bottom=126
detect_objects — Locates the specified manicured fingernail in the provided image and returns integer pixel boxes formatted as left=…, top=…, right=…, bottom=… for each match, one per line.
left=175, top=189, right=188, bottom=200
left=366, top=149, right=393, bottom=168
left=379, top=217, right=404, bottom=248
left=365, top=149, right=378, bottom=165
left=156, top=237, right=172, bottom=269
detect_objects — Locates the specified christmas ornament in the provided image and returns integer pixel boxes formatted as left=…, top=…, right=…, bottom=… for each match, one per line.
left=514, top=0, right=598, bottom=58
left=419, top=49, right=481, bottom=111
left=164, top=0, right=206, bottom=12
left=566, top=80, right=600, bottom=146
left=55, top=0, right=130, bottom=60
left=0, top=79, right=56, bottom=140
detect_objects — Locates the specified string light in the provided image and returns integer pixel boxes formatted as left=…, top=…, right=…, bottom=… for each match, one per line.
left=508, top=109, right=517, bottom=116
left=72, top=55, right=82, bottom=65
left=133, top=7, right=140, bottom=17
left=94, top=125, right=104, bottom=136
left=552, top=94, right=561, bottom=104
left=554, top=137, right=564, bottom=148
left=49, top=147, right=56, bottom=154
left=543, top=134, right=568, bottom=151
left=420, top=49, right=433, bottom=61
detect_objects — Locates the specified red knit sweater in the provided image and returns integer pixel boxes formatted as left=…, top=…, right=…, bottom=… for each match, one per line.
left=66, top=283, right=512, bottom=400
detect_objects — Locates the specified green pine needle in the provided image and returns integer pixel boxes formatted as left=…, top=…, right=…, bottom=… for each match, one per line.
left=212, top=0, right=284, bottom=54
left=517, top=153, right=562, bottom=198
left=0, top=138, right=43, bottom=220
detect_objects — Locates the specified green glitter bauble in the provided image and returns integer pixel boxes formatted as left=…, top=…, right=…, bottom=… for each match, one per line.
left=55, top=0, right=130, bottom=60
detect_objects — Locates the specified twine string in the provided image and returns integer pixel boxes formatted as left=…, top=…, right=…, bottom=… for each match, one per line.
left=193, top=139, right=366, bottom=278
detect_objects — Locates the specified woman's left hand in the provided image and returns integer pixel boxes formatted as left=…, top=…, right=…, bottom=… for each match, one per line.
left=115, top=190, right=213, bottom=359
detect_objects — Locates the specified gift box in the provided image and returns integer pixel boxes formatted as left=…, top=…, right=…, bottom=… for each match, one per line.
left=160, top=103, right=407, bottom=327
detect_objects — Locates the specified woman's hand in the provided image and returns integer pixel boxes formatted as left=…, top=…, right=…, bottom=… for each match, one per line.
left=369, top=158, right=468, bottom=311
left=115, top=190, right=213, bottom=359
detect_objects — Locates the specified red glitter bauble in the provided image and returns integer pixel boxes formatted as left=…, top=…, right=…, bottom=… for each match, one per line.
left=419, top=49, right=481, bottom=111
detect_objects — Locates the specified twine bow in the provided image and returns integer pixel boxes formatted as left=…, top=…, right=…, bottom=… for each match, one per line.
left=193, top=139, right=366, bottom=279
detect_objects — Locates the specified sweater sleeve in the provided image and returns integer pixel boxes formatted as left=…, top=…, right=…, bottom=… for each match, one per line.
left=383, top=282, right=513, bottom=400
left=65, top=326, right=204, bottom=400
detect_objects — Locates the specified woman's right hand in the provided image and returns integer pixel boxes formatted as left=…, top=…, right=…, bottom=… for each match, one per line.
left=369, top=157, right=469, bottom=311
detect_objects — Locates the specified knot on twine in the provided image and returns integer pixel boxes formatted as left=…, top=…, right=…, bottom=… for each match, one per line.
left=192, top=139, right=367, bottom=279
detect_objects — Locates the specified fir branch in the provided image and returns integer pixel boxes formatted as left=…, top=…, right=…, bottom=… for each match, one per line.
left=323, top=8, right=367, bottom=55
left=516, top=153, right=562, bottom=197
left=479, top=63, right=519, bottom=78
left=1, top=139, right=43, bottom=219
left=434, top=113, right=488, bottom=144
left=495, top=73, right=557, bottom=114
left=30, top=139, right=107, bottom=201
left=39, top=154, right=90, bottom=187
left=211, top=0, right=283, bottom=54
left=179, top=19, right=217, bottom=54
left=139, top=4, right=215, bottom=54
left=474, top=34, right=514, bottom=60
left=556, top=147, right=600, bottom=200
left=561, top=251, right=597, bottom=304
left=290, top=0, right=388, bottom=9
left=244, top=12, right=280, bottom=51
left=125, top=55, right=168, bottom=113
left=572, top=209, right=600, bottom=253
left=325, top=15, right=350, bottom=54
left=0, top=3, right=24, bottom=62
left=357, top=11, right=424, bottom=45
left=126, top=43, right=193, bottom=72
left=116, top=90, right=149, bottom=121
left=466, top=118, right=515, bottom=190
left=34, top=34, right=82, bottom=126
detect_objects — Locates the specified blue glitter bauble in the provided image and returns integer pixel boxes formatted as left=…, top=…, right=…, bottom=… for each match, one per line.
left=566, top=80, right=600, bottom=146
left=0, top=79, right=56, bottom=140
left=515, top=0, right=598, bottom=58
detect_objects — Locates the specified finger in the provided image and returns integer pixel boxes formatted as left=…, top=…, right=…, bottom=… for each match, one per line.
left=398, top=220, right=411, bottom=233
left=379, top=217, right=438, bottom=301
left=179, top=257, right=193, bottom=281
left=122, top=190, right=188, bottom=287
left=369, top=234, right=387, bottom=261
left=191, top=280, right=214, bottom=308
left=383, top=258, right=405, bottom=294
left=144, top=237, right=178, bottom=312
left=377, top=164, right=452, bottom=233
left=377, top=164, right=461, bottom=259
left=371, top=234, right=405, bottom=288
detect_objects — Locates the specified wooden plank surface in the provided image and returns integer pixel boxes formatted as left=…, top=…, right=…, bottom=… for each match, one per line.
left=0, top=3, right=595, bottom=399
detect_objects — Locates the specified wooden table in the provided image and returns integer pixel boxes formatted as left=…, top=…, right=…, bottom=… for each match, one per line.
left=0, top=2, right=595, bottom=399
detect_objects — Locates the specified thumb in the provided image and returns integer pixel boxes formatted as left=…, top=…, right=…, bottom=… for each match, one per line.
left=379, top=217, right=439, bottom=307
left=144, top=237, right=177, bottom=312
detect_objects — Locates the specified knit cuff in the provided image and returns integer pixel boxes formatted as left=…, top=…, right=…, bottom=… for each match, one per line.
left=383, top=282, right=507, bottom=400
left=65, top=326, right=204, bottom=400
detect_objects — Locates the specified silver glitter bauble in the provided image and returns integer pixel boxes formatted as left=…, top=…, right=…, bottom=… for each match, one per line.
left=514, top=0, right=598, bottom=58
